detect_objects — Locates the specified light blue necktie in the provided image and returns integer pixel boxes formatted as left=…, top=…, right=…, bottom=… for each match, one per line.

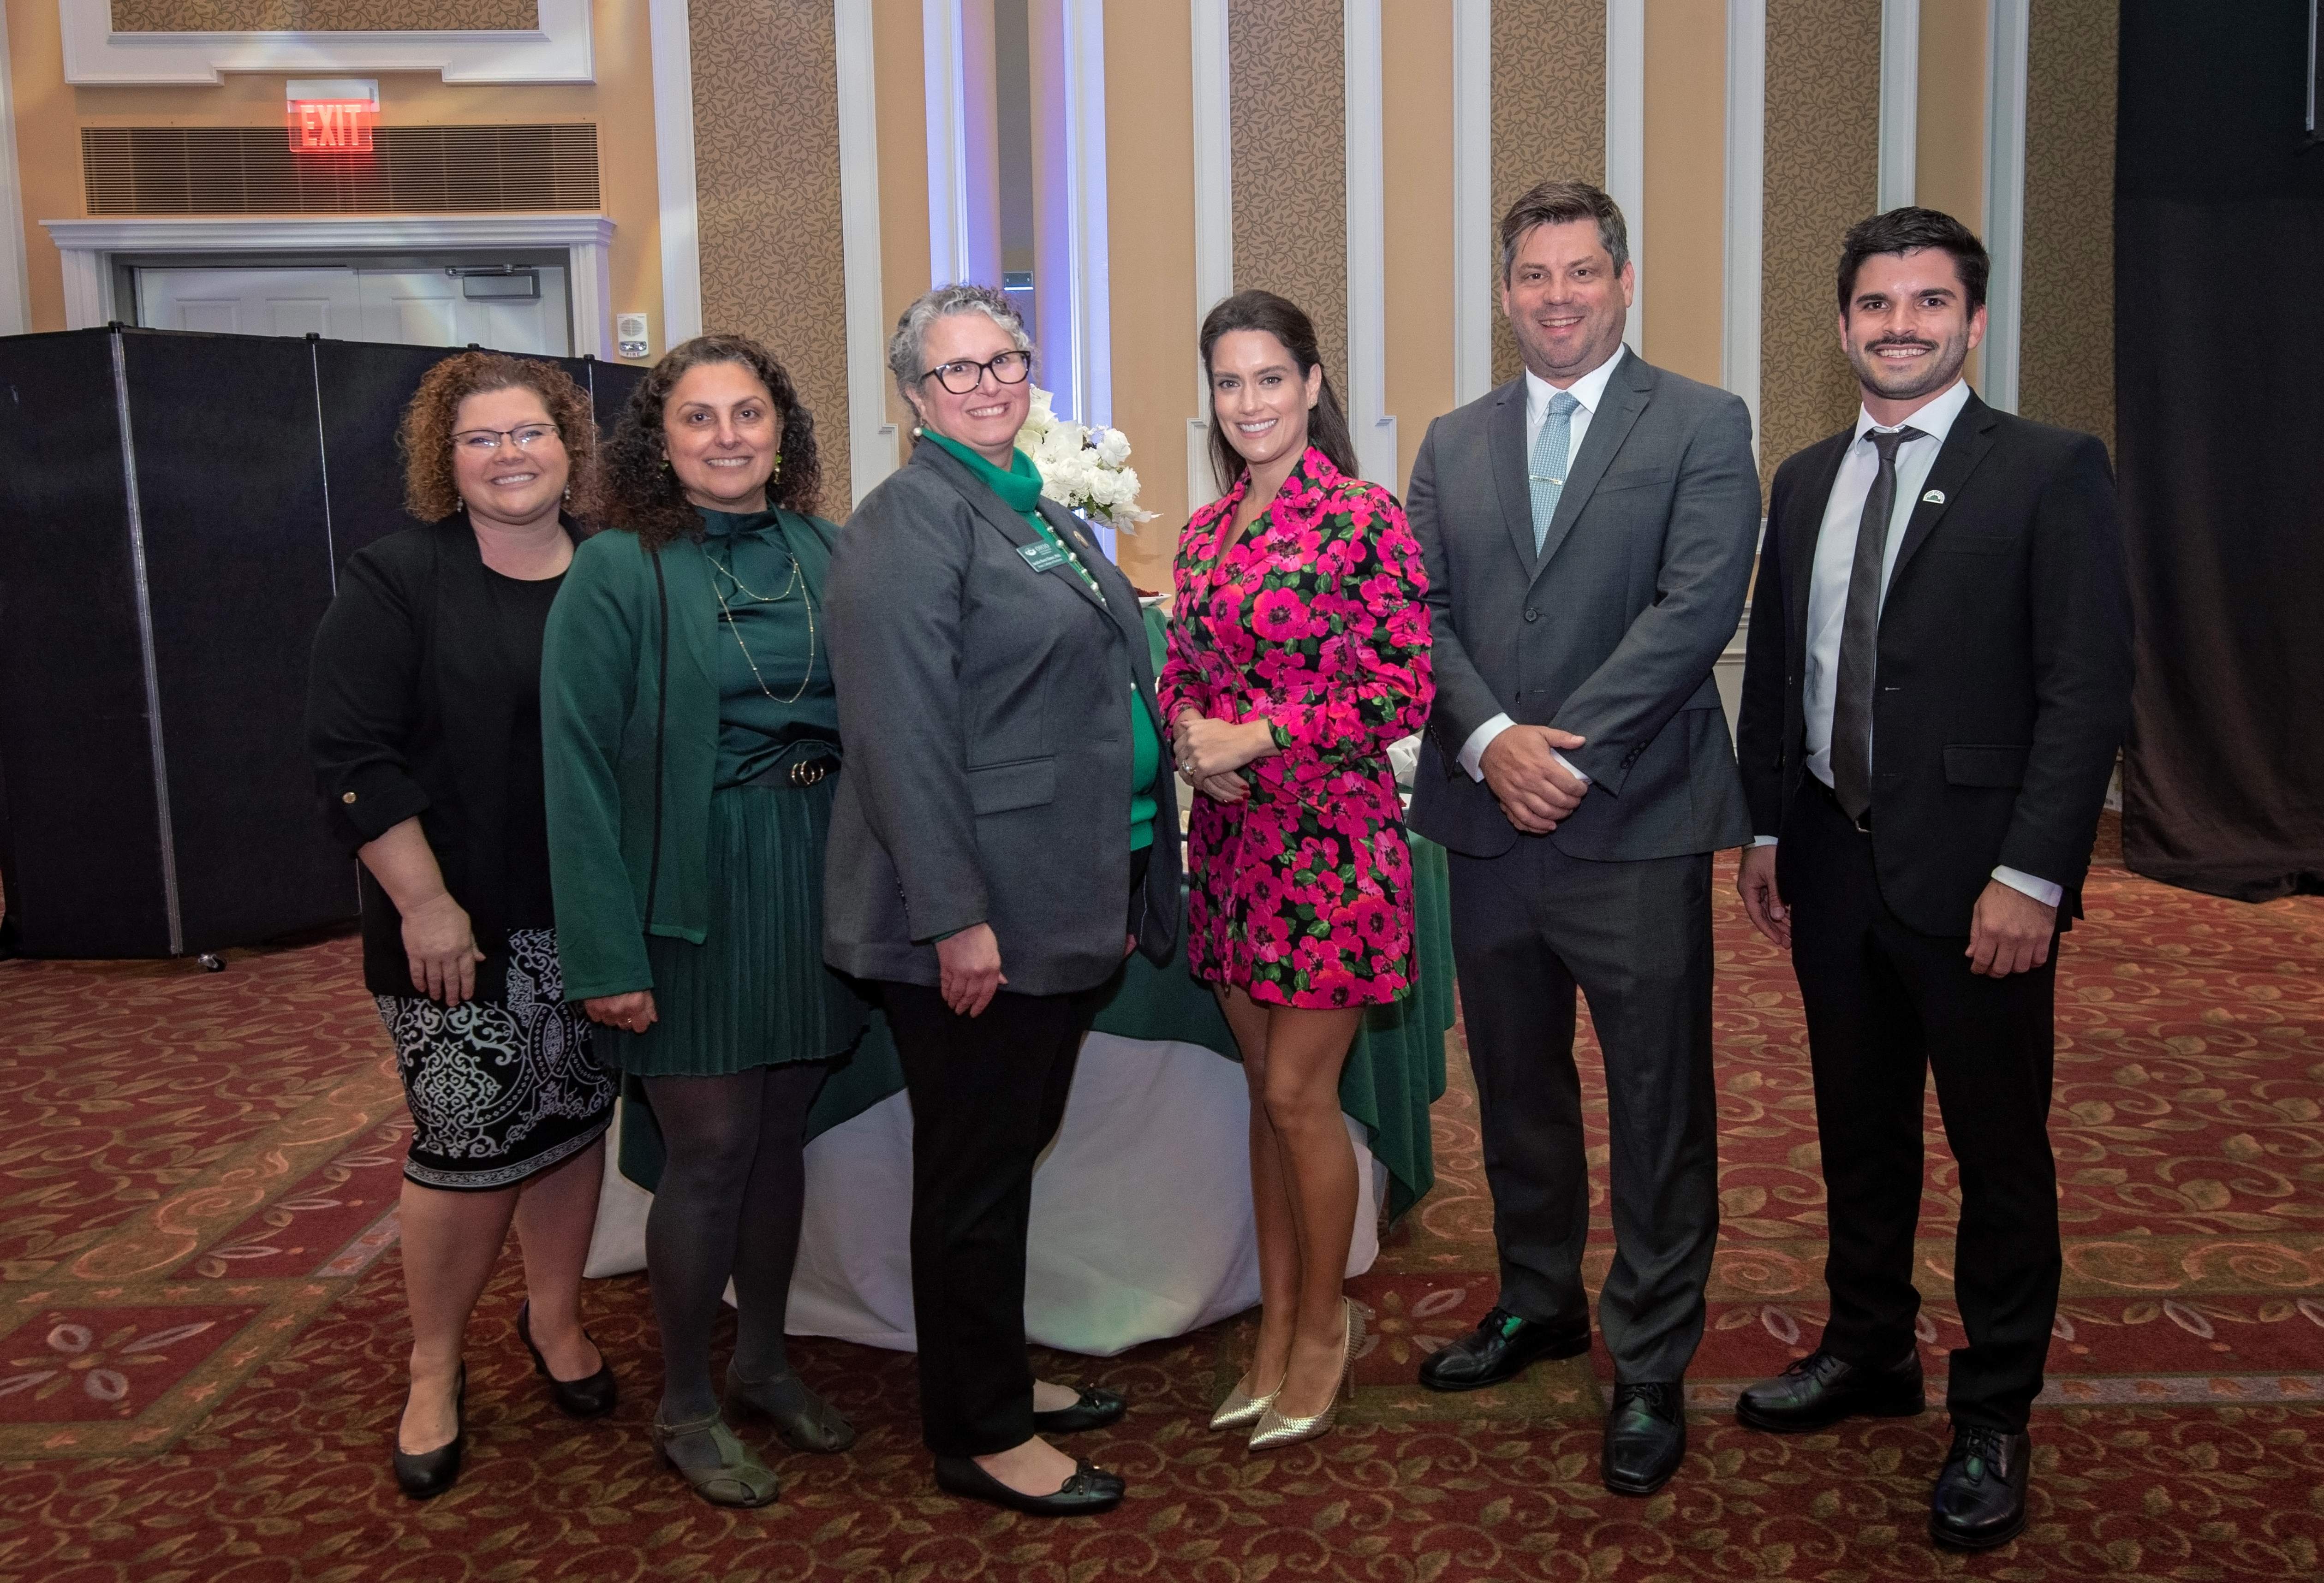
left=1528, top=390, right=1582, bottom=555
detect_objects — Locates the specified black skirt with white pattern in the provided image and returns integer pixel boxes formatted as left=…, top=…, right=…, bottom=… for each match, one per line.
left=375, top=928, right=617, bottom=1191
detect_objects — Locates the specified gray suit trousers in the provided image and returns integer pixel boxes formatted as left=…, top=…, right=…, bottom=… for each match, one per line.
left=1448, top=837, right=1719, bottom=1383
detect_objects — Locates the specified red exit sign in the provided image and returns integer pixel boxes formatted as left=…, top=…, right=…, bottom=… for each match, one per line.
left=288, top=99, right=375, bottom=153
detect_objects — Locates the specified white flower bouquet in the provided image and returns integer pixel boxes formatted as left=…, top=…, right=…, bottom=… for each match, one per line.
left=1017, top=387, right=1156, bottom=533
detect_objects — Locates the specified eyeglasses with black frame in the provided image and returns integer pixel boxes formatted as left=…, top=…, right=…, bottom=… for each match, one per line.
left=918, top=350, right=1032, bottom=395
left=451, top=423, right=563, bottom=454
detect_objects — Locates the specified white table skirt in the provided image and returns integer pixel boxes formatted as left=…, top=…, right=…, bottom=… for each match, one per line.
left=583, top=1031, right=1384, bottom=1357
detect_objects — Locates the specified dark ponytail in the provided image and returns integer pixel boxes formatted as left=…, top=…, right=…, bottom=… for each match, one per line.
left=1198, top=290, right=1361, bottom=496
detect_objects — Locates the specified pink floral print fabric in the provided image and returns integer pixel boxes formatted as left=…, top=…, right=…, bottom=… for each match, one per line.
left=1160, top=446, right=1434, bottom=1008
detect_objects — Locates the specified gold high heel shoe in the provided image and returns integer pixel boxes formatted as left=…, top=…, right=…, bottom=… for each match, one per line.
left=1248, top=1300, right=1363, bottom=1451
left=1209, top=1370, right=1284, bottom=1432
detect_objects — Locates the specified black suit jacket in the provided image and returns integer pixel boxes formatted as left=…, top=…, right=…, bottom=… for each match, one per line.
left=1736, top=393, right=2133, bottom=934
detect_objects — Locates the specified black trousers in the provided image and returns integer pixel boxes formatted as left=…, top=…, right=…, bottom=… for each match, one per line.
left=1447, top=837, right=1720, bottom=1383
left=1783, top=778, right=2061, bottom=1432
left=883, top=978, right=1108, bottom=1457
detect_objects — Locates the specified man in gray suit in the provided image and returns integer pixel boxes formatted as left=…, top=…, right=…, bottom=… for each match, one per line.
left=1406, top=179, right=1759, bottom=1496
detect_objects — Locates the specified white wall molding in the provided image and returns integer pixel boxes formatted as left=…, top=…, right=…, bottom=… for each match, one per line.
left=1877, top=0, right=1920, bottom=211
left=0, top=4, right=30, bottom=336
left=1603, top=0, right=1646, bottom=346
left=1186, top=0, right=1233, bottom=510
left=1722, top=0, right=1764, bottom=457
left=1982, top=0, right=2030, bottom=412
left=42, top=213, right=617, bottom=357
left=835, top=0, right=895, bottom=504
left=1056, top=0, right=1113, bottom=429
left=923, top=0, right=970, bottom=283
left=58, top=0, right=593, bottom=85
left=1342, top=0, right=1395, bottom=486
left=648, top=0, right=701, bottom=347
left=1450, top=0, right=1491, bottom=405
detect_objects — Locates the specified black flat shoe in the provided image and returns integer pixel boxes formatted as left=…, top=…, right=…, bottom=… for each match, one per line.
left=933, top=1452, right=1125, bottom=1517
left=1418, top=1306, right=1590, bottom=1392
left=1030, top=1386, right=1126, bottom=1435
left=727, top=1363, right=857, bottom=1453
left=391, top=1363, right=465, bottom=1500
left=1930, top=1425, right=2031, bottom=1550
left=516, top=1299, right=617, bottom=1419
left=1735, top=1346, right=1923, bottom=1433
left=1602, top=1379, right=1686, bottom=1496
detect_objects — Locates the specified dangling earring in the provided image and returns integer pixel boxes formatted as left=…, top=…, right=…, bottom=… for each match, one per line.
left=769, top=451, right=783, bottom=480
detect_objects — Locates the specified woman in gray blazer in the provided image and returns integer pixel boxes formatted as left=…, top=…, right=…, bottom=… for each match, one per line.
left=823, top=284, right=1180, bottom=1518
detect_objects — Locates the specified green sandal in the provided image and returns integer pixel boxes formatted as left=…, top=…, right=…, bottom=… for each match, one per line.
left=652, top=1410, right=780, bottom=1507
left=727, top=1365, right=857, bottom=1454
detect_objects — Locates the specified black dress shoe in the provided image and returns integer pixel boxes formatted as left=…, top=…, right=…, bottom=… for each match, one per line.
left=517, top=1300, right=617, bottom=1420
left=1735, top=1346, right=1923, bottom=1433
left=391, top=1363, right=465, bottom=1500
left=1417, top=1306, right=1590, bottom=1392
left=932, top=1453, right=1126, bottom=1517
left=1602, top=1380, right=1686, bottom=1497
left=1930, top=1425, right=2031, bottom=1550
left=1031, top=1386, right=1126, bottom=1434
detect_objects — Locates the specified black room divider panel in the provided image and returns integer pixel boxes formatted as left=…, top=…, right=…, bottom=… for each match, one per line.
left=0, top=326, right=644, bottom=958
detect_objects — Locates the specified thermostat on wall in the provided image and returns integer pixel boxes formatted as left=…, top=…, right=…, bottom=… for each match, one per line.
left=617, top=314, right=650, bottom=359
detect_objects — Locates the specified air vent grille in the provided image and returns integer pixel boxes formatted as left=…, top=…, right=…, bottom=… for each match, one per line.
left=83, top=125, right=600, bottom=216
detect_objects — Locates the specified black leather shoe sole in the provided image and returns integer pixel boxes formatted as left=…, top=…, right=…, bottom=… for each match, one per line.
left=1031, top=1387, right=1126, bottom=1435
left=933, top=1454, right=1125, bottom=1516
left=1931, top=1504, right=2028, bottom=1551
left=1734, top=1379, right=1924, bottom=1434
left=1601, top=1440, right=1684, bottom=1498
left=1418, top=1325, right=1591, bottom=1393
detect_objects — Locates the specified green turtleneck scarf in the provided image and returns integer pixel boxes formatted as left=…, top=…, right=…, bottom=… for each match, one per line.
left=919, top=429, right=1161, bottom=852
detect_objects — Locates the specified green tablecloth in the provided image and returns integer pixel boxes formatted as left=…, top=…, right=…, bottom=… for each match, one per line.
left=624, top=605, right=1453, bottom=1220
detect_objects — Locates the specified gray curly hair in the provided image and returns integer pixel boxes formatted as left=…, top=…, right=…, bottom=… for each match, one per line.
left=886, top=282, right=1035, bottom=410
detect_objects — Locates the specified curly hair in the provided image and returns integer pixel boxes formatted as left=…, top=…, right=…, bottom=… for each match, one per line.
left=584, top=334, right=822, bottom=548
left=397, top=351, right=597, bottom=522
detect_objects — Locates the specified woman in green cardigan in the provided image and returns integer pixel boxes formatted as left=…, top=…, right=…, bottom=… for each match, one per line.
left=544, top=334, right=862, bottom=1508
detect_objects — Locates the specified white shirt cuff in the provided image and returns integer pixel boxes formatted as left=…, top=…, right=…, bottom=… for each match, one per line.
left=1456, top=714, right=1514, bottom=781
left=1752, top=835, right=1779, bottom=846
left=1992, top=866, right=2064, bottom=909
left=1551, top=749, right=1590, bottom=785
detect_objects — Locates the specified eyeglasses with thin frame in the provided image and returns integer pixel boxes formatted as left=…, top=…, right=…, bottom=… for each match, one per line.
left=918, top=350, right=1032, bottom=395
left=451, top=423, right=563, bottom=454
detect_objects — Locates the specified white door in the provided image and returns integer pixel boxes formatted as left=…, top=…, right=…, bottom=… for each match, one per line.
left=135, top=265, right=570, bottom=356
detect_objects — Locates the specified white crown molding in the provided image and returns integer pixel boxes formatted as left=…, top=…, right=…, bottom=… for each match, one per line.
left=58, top=0, right=593, bottom=85
left=1057, top=0, right=1112, bottom=434
left=1342, top=0, right=1394, bottom=487
left=1722, top=0, right=1764, bottom=457
left=649, top=0, right=701, bottom=347
left=0, top=6, right=30, bottom=335
left=42, top=212, right=617, bottom=357
left=1982, top=0, right=2030, bottom=412
left=1877, top=0, right=1921, bottom=210
left=834, top=0, right=895, bottom=504
left=1450, top=0, right=1490, bottom=406
left=1603, top=0, right=1645, bottom=346
left=1186, top=0, right=1231, bottom=512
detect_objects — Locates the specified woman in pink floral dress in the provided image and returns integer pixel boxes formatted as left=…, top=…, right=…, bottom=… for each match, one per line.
left=1161, top=290, right=1431, bottom=1451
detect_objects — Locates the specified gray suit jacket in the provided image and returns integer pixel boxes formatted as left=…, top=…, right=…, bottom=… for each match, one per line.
left=1406, top=349, right=1758, bottom=861
left=822, top=440, right=1181, bottom=996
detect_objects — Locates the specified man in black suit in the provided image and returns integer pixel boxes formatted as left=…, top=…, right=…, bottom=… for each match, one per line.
left=1733, top=208, right=2133, bottom=1550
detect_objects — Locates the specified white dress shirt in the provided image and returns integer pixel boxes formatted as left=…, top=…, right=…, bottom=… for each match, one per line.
left=1456, top=345, right=1631, bottom=785
left=1752, top=377, right=2061, bottom=909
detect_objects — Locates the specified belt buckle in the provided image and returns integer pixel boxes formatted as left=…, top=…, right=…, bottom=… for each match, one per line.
left=788, top=759, right=828, bottom=788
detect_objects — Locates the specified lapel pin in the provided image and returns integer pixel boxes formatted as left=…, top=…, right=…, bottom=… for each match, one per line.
left=1921, top=489, right=1946, bottom=505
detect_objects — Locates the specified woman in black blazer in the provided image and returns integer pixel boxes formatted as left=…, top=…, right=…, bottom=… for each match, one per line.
left=308, top=352, right=618, bottom=1499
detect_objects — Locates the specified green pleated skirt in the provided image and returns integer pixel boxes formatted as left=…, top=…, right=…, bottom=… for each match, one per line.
left=594, top=777, right=869, bottom=1077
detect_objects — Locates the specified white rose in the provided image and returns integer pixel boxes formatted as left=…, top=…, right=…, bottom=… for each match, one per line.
left=1094, top=428, right=1131, bottom=467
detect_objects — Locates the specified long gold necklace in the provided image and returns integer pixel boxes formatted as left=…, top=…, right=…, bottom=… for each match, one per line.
left=707, top=539, right=817, bottom=705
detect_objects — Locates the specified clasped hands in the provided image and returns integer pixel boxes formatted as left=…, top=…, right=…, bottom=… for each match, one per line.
left=1479, top=725, right=1590, bottom=833
left=1173, top=711, right=1277, bottom=804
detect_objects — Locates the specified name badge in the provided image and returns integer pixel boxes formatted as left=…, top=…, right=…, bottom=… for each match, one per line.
left=1017, top=539, right=1069, bottom=572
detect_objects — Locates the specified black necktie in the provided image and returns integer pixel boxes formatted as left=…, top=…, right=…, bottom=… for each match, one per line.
left=1829, top=425, right=1924, bottom=823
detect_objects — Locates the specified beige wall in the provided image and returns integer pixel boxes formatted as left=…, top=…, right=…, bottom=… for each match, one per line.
left=873, top=0, right=932, bottom=466
left=4, top=0, right=663, bottom=358
left=1381, top=0, right=1453, bottom=499
left=1640, top=0, right=1724, bottom=388
left=2020, top=0, right=2115, bottom=455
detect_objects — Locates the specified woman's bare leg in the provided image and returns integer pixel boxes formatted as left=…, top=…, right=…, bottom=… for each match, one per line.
left=510, top=1136, right=607, bottom=1379
left=398, top=1178, right=519, bottom=1452
left=1220, top=985, right=1299, bottom=1399
left=1257, top=1005, right=1365, bottom=1419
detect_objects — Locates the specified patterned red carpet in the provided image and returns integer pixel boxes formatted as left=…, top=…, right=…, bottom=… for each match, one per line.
left=4, top=851, right=2320, bottom=1581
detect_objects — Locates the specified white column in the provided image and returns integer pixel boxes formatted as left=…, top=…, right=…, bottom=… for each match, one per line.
left=0, top=3, right=29, bottom=336
left=1451, top=0, right=1492, bottom=405
left=1187, top=0, right=1234, bottom=510
left=1603, top=0, right=1646, bottom=346
left=648, top=0, right=702, bottom=345
left=1056, top=0, right=1113, bottom=428
left=1982, top=0, right=2030, bottom=412
left=924, top=0, right=1001, bottom=286
left=1723, top=0, right=1764, bottom=458
left=1877, top=0, right=1921, bottom=211
left=1342, top=0, right=1395, bottom=487
left=835, top=0, right=896, bottom=503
